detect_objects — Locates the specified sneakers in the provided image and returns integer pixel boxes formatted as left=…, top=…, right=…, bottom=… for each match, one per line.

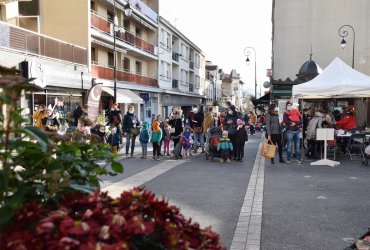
left=220, top=159, right=224, bottom=163
left=286, top=159, right=291, bottom=164
left=226, top=158, right=231, bottom=163
left=279, top=159, right=286, bottom=163
left=298, top=159, right=303, bottom=164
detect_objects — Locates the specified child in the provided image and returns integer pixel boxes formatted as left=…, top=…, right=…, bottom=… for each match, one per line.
left=217, top=131, right=234, bottom=163
left=163, top=120, right=171, bottom=156
left=234, top=119, right=248, bottom=161
left=182, top=126, right=193, bottom=159
left=139, top=122, right=150, bottom=159
left=286, top=103, right=301, bottom=122
left=150, top=121, right=162, bottom=160
left=108, top=127, right=120, bottom=154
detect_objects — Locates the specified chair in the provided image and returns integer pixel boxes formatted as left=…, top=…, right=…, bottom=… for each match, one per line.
left=347, top=133, right=366, bottom=162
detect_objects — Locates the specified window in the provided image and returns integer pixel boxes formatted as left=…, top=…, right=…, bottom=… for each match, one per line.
left=91, top=1, right=95, bottom=11
left=160, top=61, right=171, bottom=80
left=123, top=57, right=130, bottom=71
left=135, top=61, right=142, bottom=75
left=181, top=43, right=187, bottom=59
left=108, top=52, right=114, bottom=67
left=107, top=11, right=114, bottom=22
left=135, top=27, right=142, bottom=37
left=196, top=76, right=200, bottom=88
left=181, top=69, right=188, bottom=85
left=124, top=19, right=130, bottom=29
left=91, top=47, right=96, bottom=62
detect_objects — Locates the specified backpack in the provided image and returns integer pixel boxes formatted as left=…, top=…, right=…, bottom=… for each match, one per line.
left=139, top=129, right=149, bottom=143
left=113, top=115, right=120, bottom=125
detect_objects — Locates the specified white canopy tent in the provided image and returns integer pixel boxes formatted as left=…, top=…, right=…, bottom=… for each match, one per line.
left=292, top=57, right=370, bottom=99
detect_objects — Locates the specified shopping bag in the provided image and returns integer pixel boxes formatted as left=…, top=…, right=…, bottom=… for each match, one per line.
left=260, top=142, right=276, bottom=158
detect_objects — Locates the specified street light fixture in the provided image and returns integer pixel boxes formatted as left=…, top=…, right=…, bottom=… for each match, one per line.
left=113, top=1, right=132, bottom=103
left=244, top=47, right=257, bottom=98
left=338, top=24, right=355, bottom=68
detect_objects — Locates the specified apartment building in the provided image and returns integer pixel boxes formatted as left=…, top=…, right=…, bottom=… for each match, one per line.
left=38, top=0, right=159, bottom=122
left=0, top=0, right=89, bottom=123
left=205, top=62, right=222, bottom=108
left=221, top=69, right=243, bottom=108
left=157, top=16, right=206, bottom=118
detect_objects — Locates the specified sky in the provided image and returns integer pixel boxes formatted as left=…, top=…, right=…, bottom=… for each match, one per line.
left=159, top=0, right=273, bottom=98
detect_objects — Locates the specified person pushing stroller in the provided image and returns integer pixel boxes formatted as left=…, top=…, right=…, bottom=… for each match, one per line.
left=217, top=131, right=233, bottom=163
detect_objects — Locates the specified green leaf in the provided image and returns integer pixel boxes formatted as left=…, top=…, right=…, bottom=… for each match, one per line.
left=70, top=182, right=97, bottom=193
left=18, top=126, right=49, bottom=153
left=0, top=206, right=14, bottom=229
left=111, top=161, right=124, bottom=173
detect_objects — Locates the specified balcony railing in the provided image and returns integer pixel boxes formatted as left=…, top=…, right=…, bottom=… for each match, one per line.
left=172, top=79, right=179, bottom=89
left=189, top=83, right=194, bottom=92
left=91, top=63, right=158, bottom=87
left=90, top=11, right=110, bottom=34
left=0, top=21, right=87, bottom=65
left=189, top=61, right=194, bottom=70
left=115, top=29, right=155, bottom=54
left=128, top=0, right=158, bottom=23
left=172, top=52, right=179, bottom=62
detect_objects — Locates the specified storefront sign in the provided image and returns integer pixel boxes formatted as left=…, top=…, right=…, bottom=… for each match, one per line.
left=87, top=83, right=103, bottom=123
left=140, top=93, right=150, bottom=102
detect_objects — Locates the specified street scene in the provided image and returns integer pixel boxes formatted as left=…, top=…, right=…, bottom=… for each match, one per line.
left=1, top=0, right=370, bottom=249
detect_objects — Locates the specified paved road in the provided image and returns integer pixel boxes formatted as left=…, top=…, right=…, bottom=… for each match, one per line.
left=101, top=132, right=370, bottom=249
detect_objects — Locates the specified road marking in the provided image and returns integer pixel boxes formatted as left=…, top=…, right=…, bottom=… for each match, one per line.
left=350, top=177, right=358, bottom=180
left=317, top=196, right=327, bottom=199
left=230, top=139, right=265, bottom=250
left=101, top=159, right=184, bottom=198
left=304, top=175, right=311, bottom=178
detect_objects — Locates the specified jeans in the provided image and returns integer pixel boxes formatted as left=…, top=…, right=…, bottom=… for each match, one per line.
left=126, top=132, right=136, bottom=155
left=141, top=143, right=148, bottom=157
left=286, top=130, right=301, bottom=160
left=194, top=132, right=204, bottom=150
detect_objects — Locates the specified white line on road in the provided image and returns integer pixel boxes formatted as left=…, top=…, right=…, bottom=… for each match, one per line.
left=101, top=159, right=184, bottom=198
left=230, top=138, right=265, bottom=250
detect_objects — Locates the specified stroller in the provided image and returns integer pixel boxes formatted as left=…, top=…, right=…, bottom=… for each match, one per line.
left=205, top=126, right=223, bottom=161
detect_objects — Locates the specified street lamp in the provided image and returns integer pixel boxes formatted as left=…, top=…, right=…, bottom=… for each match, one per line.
left=338, top=24, right=355, bottom=69
left=113, top=1, right=132, bottom=103
left=244, top=47, right=257, bottom=98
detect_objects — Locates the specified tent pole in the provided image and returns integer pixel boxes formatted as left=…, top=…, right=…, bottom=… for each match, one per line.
left=301, top=98, right=305, bottom=162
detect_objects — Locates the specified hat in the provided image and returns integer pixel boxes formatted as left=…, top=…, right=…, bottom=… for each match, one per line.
left=222, top=131, right=228, bottom=137
left=184, top=125, right=191, bottom=130
left=237, top=119, right=244, bottom=126
left=143, top=122, right=149, bottom=129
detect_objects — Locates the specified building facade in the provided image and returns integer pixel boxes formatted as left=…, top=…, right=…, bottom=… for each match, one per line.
left=205, top=62, right=222, bottom=108
left=221, top=69, right=243, bottom=108
left=158, top=16, right=205, bottom=118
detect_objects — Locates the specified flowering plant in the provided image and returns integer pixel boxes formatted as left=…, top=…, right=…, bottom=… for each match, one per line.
left=1, top=188, right=225, bottom=249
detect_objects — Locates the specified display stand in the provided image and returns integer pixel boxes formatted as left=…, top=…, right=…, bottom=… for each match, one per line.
left=310, top=128, right=340, bottom=167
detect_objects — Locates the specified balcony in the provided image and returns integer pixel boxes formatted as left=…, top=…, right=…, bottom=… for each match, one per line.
left=115, top=29, right=155, bottom=55
left=189, top=61, right=194, bottom=70
left=172, top=79, right=179, bottom=89
left=90, top=11, right=110, bottom=34
left=189, top=83, right=194, bottom=92
left=128, top=0, right=158, bottom=23
left=0, top=21, right=87, bottom=65
left=91, top=63, right=158, bottom=87
left=172, top=52, right=179, bottom=62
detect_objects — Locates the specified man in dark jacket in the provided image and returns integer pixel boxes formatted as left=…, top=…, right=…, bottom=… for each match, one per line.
left=108, top=103, right=123, bottom=144
left=122, top=105, right=140, bottom=158
left=191, top=105, right=205, bottom=153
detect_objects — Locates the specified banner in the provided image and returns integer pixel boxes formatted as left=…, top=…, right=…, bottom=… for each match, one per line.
left=87, top=83, right=103, bottom=123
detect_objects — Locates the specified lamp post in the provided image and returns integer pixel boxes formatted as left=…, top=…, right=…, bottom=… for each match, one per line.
left=338, top=24, right=355, bottom=69
left=244, top=47, right=257, bottom=98
left=113, top=1, right=132, bottom=103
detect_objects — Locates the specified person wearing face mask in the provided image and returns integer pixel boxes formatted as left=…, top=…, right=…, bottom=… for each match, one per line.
left=169, top=106, right=184, bottom=159
left=33, top=104, right=47, bottom=131
left=283, top=101, right=303, bottom=164
left=305, top=109, right=325, bottom=159
left=122, top=105, right=140, bottom=158
left=266, top=104, right=285, bottom=164
left=191, top=105, right=205, bottom=153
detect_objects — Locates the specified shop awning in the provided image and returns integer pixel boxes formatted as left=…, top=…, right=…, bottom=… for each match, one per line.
left=102, top=87, right=143, bottom=104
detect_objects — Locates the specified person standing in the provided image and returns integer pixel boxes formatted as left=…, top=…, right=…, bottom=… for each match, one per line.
left=139, top=122, right=150, bottom=159
left=305, top=110, right=325, bottom=159
left=156, top=114, right=165, bottom=156
left=169, top=106, right=184, bottom=159
left=122, top=105, right=140, bottom=158
left=108, top=103, right=123, bottom=144
left=163, top=120, right=171, bottom=156
left=203, top=107, right=215, bottom=133
left=150, top=120, right=162, bottom=160
left=72, top=105, right=83, bottom=127
left=249, top=111, right=257, bottom=135
left=234, top=119, right=248, bottom=161
left=191, top=105, right=205, bottom=153
left=283, top=102, right=303, bottom=164
left=108, top=127, right=120, bottom=154
left=33, top=105, right=47, bottom=131
left=266, top=104, right=285, bottom=164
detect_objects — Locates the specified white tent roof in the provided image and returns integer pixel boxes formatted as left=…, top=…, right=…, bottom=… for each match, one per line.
left=292, top=57, right=370, bottom=98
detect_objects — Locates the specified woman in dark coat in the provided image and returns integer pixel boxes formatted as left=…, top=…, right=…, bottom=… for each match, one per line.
left=234, top=119, right=248, bottom=161
left=168, top=106, right=184, bottom=159
left=266, top=103, right=285, bottom=164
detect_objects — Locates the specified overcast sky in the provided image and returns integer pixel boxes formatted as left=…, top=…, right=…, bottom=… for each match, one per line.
left=159, top=0, right=273, bottom=97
